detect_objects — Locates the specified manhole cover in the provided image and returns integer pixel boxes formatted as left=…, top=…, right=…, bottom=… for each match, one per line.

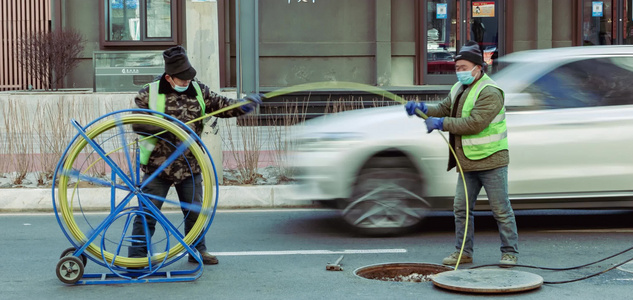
left=617, top=261, right=633, bottom=274
left=354, top=263, right=453, bottom=282
left=432, top=269, right=543, bottom=294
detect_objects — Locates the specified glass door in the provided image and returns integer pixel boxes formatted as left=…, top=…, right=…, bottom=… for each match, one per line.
left=423, top=0, right=505, bottom=84
left=620, top=0, right=633, bottom=44
left=582, top=0, right=615, bottom=45
left=466, top=1, right=502, bottom=73
left=426, top=0, right=458, bottom=76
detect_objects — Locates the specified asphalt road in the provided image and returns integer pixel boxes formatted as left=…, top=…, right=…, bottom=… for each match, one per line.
left=1, top=209, right=633, bottom=299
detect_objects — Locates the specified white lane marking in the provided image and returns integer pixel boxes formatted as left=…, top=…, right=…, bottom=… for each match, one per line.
left=0, top=208, right=333, bottom=216
left=539, top=229, right=633, bottom=233
left=207, top=249, right=407, bottom=256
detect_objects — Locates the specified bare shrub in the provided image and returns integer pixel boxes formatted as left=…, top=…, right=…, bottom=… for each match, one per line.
left=266, top=101, right=307, bottom=180
left=0, top=101, right=9, bottom=177
left=323, top=93, right=401, bottom=116
left=35, top=102, right=58, bottom=185
left=77, top=96, right=109, bottom=178
left=222, top=117, right=262, bottom=184
left=3, top=100, right=33, bottom=184
left=17, top=29, right=85, bottom=90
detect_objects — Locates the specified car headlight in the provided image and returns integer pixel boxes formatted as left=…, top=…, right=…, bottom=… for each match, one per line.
left=295, top=132, right=364, bottom=151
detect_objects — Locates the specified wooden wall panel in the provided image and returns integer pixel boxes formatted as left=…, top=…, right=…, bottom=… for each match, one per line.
left=0, top=0, right=50, bottom=91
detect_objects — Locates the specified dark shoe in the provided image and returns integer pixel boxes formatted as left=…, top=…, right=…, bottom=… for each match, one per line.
left=189, top=251, right=219, bottom=265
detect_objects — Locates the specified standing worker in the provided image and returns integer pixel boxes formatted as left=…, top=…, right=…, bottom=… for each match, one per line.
left=404, top=41, right=518, bottom=266
left=128, top=45, right=263, bottom=265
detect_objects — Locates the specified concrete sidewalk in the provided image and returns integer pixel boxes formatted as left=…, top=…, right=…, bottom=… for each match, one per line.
left=0, top=185, right=315, bottom=212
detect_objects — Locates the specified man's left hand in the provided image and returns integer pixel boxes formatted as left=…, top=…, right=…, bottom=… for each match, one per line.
left=425, top=117, right=444, bottom=133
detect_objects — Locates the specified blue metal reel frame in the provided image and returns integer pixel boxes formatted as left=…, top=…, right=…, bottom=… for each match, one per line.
left=52, top=109, right=220, bottom=284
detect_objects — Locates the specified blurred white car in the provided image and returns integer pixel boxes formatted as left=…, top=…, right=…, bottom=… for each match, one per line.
left=289, top=46, right=633, bottom=235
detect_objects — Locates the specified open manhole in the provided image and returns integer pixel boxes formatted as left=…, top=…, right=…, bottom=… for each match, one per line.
left=354, top=263, right=453, bottom=282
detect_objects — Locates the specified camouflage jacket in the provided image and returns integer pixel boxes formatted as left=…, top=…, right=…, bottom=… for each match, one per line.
left=133, top=73, right=247, bottom=183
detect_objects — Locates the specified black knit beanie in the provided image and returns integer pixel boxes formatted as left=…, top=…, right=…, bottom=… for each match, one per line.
left=454, top=41, right=484, bottom=66
left=163, top=46, right=197, bottom=80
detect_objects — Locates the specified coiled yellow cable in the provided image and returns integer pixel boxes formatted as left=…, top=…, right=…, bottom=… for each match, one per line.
left=58, top=114, right=214, bottom=268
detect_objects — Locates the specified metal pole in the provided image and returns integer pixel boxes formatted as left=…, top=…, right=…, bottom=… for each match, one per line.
left=236, top=0, right=241, bottom=98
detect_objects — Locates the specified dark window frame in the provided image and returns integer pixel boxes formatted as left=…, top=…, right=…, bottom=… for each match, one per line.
left=99, top=0, right=183, bottom=47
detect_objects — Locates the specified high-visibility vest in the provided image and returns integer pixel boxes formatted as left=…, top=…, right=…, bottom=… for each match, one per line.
left=448, top=73, right=508, bottom=160
left=138, top=81, right=205, bottom=165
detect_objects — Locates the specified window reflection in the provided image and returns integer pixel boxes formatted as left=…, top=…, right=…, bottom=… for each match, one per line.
left=147, top=0, right=172, bottom=38
left=582, top=0, right=614, bottom=45
left=427, top=0, right=457, bottom=74
left=109, top=0, right=140, bottom=41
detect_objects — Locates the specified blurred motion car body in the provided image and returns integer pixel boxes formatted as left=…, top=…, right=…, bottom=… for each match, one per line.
left=289, top=46, right=633, bottom=235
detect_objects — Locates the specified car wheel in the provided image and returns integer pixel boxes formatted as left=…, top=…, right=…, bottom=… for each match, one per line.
left=340, top=156, right=430, bottom=235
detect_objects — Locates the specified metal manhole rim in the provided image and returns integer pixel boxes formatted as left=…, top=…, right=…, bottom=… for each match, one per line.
left=353, top=262, right=454, bottom=283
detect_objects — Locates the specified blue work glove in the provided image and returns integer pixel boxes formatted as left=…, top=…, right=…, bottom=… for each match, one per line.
left=240, top=93, right=265, bottom=113
left=404, top=101, right=428, bottom=117
left=425, top=117, right=444, bottom=133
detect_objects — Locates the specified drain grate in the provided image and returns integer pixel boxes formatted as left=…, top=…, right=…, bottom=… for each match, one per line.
left=354, top=263, right=453, bottom=282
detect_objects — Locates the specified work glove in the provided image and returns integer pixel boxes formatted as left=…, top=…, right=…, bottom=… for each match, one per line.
left=240, top=93, right=265, bottom=113
left=425, top=117, right=444, bottom=133
left=404, top=101, right=428, bottom=117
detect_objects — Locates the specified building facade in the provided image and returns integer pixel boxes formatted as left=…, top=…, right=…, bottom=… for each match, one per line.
left=1, top=0, right=632, bottom=93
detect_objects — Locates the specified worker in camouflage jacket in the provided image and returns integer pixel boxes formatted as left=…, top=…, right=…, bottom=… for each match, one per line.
left=128, top=45, right=263, bottom=265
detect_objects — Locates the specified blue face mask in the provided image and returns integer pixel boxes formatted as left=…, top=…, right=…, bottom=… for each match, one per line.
left=173, top=84, right=188, bottom=93
left=456, top=66, right=478, bottom=85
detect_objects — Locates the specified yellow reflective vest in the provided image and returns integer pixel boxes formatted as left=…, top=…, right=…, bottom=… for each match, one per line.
left=448, top=73, right=508, bottom=160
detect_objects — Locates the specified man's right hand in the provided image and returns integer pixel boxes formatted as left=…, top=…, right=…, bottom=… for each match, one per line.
left=240, top=93, right=265, bottom=113
left=405, top=101, right=428, bottom=117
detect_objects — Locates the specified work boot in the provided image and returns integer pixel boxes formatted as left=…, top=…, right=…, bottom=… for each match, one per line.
left=189, top=251, right=219, bottom=265
left=499, top=253, right=518, bottom=267
left=442, top=251, right=473, bottom=265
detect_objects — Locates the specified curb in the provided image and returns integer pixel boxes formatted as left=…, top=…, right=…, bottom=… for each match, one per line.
left=0, top=185, right=316, bottom=213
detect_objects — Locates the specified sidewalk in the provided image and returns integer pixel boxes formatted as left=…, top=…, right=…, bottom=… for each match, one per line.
left=0, top=184, right=316, bottom=213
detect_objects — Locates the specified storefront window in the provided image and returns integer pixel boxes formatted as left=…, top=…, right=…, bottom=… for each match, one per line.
left=582, top=0, right=614, bottom=45
left=109, top=0, right=140, bottom=41
left=147, top=0, right=172, bottom=38
left=103, top=0, right=178, bottom=45
left=427, top=0, right=458, bottom=74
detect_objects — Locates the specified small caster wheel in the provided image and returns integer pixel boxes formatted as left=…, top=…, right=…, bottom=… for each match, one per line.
left=56, top=256, right=84, bottom=284
left=60, top=247, right=88, bottom=267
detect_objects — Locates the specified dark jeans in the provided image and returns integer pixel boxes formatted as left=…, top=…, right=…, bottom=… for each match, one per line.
left=128, top=173, right=206, bottom=258
left=453, top=166, right=519, bottom=256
